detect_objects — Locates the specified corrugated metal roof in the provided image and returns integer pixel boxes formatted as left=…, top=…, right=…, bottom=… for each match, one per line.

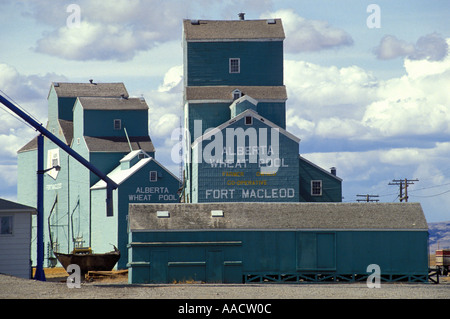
left=185, top=86, right=287, bottom=101
left=51, top=82, right=128, bottom=98
left=77, top=97, right=148, bottom=110
left=183, top=19, right=285, bottom=41
left=129, top=202, right=428, bottom=231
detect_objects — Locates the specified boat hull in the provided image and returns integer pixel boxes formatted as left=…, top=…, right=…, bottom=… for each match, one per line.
left=54, top=248, right=120, bottom=274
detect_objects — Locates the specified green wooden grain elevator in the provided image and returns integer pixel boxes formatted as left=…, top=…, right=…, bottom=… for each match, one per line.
left=182, top=16, right=342, bottom=203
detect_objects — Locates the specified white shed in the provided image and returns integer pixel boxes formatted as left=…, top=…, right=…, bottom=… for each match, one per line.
left=0, top=198, right=36, bottom=279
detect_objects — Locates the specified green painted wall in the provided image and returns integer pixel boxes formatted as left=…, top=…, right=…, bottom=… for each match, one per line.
left=84, top=109, right=148, bottom=137
left=186, top=41, right=284, bottom=86
left=298, top=156, right=342, bottom=202
left=91, top=158, right=181, bottom=269
left=128, top=229, right=429, bottom=284
left=192, top=115, right=300, bottom=203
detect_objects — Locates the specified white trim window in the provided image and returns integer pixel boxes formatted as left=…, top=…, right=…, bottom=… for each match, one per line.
left=232, top=89, right=242, bottom=100
left=149, top=171, right=158, bottom=182
left=229, top=58, right=240, bottom=74
left=113, top=119, right=122, bottom=130
left=311, top=180, right=323, bottom=196
left=245, top=116, right=253, bottom=125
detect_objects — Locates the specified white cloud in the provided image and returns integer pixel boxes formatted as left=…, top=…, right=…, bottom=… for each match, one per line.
left=35, top=20, right=160, bottom=61
left=145, top=65, right=183, bottom=140
left=285, top=40, right=450, bottom=142
left=0, top=64, right=67, bottom=161
left=262, top=9, right=353, bottom=53
left=302, top=142, right=450, bottom=221
left=27, top=0, right=188, bottom=61
left=374, top=33, right=448, bottom=61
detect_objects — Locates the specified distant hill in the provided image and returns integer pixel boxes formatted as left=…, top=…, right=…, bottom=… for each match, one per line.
left=428, top=220, right=450, bottom=254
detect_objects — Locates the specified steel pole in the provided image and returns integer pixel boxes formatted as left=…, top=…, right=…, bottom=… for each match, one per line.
left=34, top=134, right=46, bottom=281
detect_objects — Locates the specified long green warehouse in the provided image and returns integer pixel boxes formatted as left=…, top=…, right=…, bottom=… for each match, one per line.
left=127, top=202, right=429, bottom=284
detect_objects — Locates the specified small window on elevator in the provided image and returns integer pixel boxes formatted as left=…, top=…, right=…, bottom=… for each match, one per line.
left=113, top=119, right=121, bottom=130
left=229, top=58, right=240, bottom=74
left=149, top=171, right=158, bottom=182
left=245, top=116, right=252, bottom=125
left=232, top=89, right=242, bottom=100
left=311, top=180, right=323, bottom=196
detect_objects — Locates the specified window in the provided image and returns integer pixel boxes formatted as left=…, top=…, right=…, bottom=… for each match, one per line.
left=0, top=216, right=13, bottom=235
left=232, top=89, right=242, bottom=100
left=113, top=119, right=121, bottom=130
left=52, top=153, right=59, bottom=168
left=245, top=116, right=253, bottom=125
left=149, top=171, right=158, bottom=182
left=229, top=58, right=240, bottom=73
left=311, top=180, right=322, bottom=196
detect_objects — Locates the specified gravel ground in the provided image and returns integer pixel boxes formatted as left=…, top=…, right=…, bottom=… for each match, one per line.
left=1, top=273, right=449, bottom=299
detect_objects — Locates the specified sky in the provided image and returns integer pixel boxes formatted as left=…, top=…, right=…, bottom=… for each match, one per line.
left=0, top=0, right=449, bottom=222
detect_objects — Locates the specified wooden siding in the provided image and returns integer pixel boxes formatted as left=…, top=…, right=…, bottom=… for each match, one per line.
left=299, top=156, right=342, bottom=202
left=128, top=229, right=429, bottom=284
left=0, top=212, right=33, bottom=279
left=186, top=41, right=283, bottom=87
left=191, top=114, right=300, bottom=203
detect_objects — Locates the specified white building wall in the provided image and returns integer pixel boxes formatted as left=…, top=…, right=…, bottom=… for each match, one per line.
left=0, top=212, right=33, bottom=279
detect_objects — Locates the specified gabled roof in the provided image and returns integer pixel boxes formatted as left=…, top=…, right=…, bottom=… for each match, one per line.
left=299, top=155, right=343, bottom=182
left=192, top=108, right=300, bottom=148
left=77, top=97, right=148, bottom=111
left=58, top=119, right=73, bottom=145
left=129, top=202, right=428, bottom=231
left=17, top=135, right=38, bottom=153
left=49, top=82, right=128, bottom=98
left=91, top=152, right=180, bottom=190
left=17, top=119, right=73, bottom=153
left=0, top=198, right=36, bottom=214
left=183, top=19, right=285, bottom=41
left=230, top=95, right=258, bottom=108
left=185, top=85, right=287, bottom=102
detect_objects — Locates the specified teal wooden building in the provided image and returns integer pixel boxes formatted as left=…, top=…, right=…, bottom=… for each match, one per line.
left=182, top=17, right=342, bottom=203
left=17, top=82, right=180, bottom=269
left=127, top=202, right=429, bottom=284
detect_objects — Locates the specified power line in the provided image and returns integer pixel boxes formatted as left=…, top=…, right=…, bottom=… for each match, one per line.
left=410, top=188, right=450, bottom=198
left=388, top=178, right=419, bottom=202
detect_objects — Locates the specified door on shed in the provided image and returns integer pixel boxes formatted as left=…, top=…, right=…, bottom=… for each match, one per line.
left=150, top=251, right=168, bottom=283
left=206, top=250, right=223, bottom=283
left=297, top=232, right=336, bottom=270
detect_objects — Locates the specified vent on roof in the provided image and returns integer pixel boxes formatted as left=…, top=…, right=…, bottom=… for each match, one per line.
left=157, top=211, right=170, bottom=218
left=54, top=82, right=60, bottom=87
left=238, top=12, right=245, bottom=20
left=267, top=19, right=276, bottom=24
left=211, top=210, right=224, bottom=217
left=191, top=19, right=199, bottom=25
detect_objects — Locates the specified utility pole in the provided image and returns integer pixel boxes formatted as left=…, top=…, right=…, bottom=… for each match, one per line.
left=389, top=178, right=419, bottom=202
left=356, top=194, right=379, bottom=202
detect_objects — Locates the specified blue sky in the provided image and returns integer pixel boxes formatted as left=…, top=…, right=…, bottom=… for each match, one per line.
left=0, top=0, right=449, bottom=222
